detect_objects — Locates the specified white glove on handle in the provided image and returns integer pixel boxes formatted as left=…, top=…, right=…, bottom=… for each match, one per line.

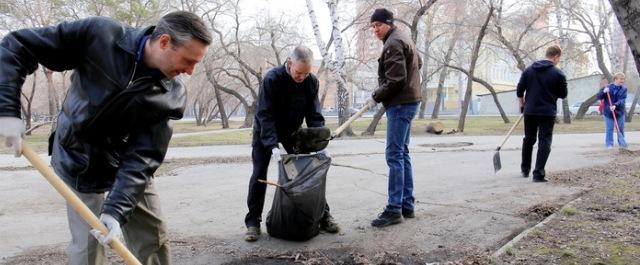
left=271, top=147, right=282, bottom=162
left=603, top=86, right=610, bottom=93
left=317, top=149, right=330, bottom=158
left=0, top=117, right=25, bottom=157
left=90, top=214, right=122, bottom=247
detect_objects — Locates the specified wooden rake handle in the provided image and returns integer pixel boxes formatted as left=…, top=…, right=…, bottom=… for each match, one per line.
left=258, top=179, right=282, bottom=188
left=332, top=103, right=372, bottom=137
left=21, top=143, right=142, bottom=265
left=497, top=114, right=524, bottom=150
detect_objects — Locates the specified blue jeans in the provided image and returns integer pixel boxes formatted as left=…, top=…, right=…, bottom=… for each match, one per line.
left=384, top=103, right=418, bottom=213
left=604, top=114, right=627, bottom=148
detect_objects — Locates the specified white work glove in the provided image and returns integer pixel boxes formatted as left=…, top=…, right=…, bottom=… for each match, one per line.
left=0, top=117, right=25, bottom=157
left=603, top=86, right=610, bottom=93
left=365, top=97, right=378, bottom=109
left=610, top=105, right=616, bottom=111
left=90, top=214, right=122, bottom=247
left=271, top=147, right=282, bottom=162
left=317, top=149, right=330, bottom=158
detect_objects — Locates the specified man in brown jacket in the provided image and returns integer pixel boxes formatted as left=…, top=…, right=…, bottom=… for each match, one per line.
left=366, top=8, right=422, bottom=227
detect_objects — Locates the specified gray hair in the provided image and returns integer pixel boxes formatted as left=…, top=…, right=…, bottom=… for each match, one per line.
left=289, top=46, right=314, bottom=64
left=151, top=11, right=212, bottom=47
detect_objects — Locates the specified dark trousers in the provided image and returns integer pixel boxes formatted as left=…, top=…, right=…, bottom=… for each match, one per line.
left=245, top=143, right=331, bottom=227
left=521, top=115, right=555, bottom=179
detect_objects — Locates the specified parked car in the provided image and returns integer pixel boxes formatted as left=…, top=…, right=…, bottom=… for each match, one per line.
left=569, top=101, right=600, bottom=115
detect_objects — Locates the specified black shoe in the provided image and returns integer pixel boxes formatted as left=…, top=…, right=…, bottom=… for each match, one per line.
left=521, top=172, right=529, bottom=178
left=402, top=208, right=415, bottom=218
left=371, top=210, right=402, bottom=227
left=532, top=177, right=548, bottom=183
left=320, top=215, right=340, bottom=233
left=244, top=226, right=261, bottom=242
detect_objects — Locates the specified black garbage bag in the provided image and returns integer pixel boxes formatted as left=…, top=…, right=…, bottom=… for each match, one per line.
left=266, top=153, right=330, bottom=241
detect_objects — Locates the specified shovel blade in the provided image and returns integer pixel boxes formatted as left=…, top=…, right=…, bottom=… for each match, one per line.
left=493, top=151, right=501, bottom=173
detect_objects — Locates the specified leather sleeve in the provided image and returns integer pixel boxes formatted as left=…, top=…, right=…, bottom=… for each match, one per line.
left=0, top=18, right=97, bottom=117
left=102, top=119, right=172, bottom=224
left=373, top=39, right=407, bottom=103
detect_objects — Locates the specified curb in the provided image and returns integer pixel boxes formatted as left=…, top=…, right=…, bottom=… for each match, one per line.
left=490, top=196, right=583, bottom=259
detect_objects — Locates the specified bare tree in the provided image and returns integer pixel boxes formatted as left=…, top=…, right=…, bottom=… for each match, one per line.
left=432, top=27, right=461, bottom=119
left=306, top=0, right=353, bottom=135
left=458, top=3, right=494, bottom=132
left=562, top=0, right=614, bottom=119
left=206, top=0, right=304, bottom=128
left=609, top=0, right=640, bottom=122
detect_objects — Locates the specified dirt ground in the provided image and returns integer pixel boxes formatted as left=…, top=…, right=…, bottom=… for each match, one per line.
left=494, top=150, right=640, bottom=265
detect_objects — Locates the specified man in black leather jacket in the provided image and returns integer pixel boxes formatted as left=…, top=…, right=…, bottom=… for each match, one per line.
left=0, top=11, right=211, bottom=264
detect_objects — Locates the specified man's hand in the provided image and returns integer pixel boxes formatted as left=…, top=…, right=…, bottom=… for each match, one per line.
left=518, top=97, right=525, bottom=114
left=317, top=149, right=330, bottom=158
left=271, top=147, right=282, bottom=162
left=603, top=86, right=610, bottom=93
left=0, top=117, right=25, bottom=157
left=610, top=105, right=616, bottom=111
left=90, top=214, right=122, bottom=247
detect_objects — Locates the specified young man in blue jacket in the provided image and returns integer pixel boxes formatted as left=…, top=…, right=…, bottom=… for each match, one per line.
left=598, top=72, right=628, bottom=149
left=0, top=12, right=211, bottom=264
left=517, top=45, right=568, bottom=183
left=244, top=46, right=339, bottom=241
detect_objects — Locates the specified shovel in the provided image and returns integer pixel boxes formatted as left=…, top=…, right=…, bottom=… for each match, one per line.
left=21, top=142, right=142, bottom=265
left=493, top=114, right=524, bottom=173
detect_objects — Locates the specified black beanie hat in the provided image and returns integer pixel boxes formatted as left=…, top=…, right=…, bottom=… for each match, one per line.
left=370, top=8, right=394, bottom=25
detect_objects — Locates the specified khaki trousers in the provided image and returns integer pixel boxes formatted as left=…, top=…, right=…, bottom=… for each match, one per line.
left=66, top=181, right=171, bottom=265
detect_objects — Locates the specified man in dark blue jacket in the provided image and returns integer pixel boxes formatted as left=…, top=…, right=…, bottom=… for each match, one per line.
left=244, top=46, right=339, bottom=241
left=0, top=12, right=211, bottom=264
left=516, top=45, right=568, bottom=183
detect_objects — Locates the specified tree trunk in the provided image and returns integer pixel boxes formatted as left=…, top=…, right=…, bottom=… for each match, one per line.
left=627, top=88, right=639, bottom=122
left=458, top=6, right=493, bottom=132
left=362, top=107, right=385, bottom=136
left=555, top=0, right=572, bottom=124
left=561, top=99, right=571, bottom=123
left=609, top=0, right=640, bottom=86
left=44, top=68, right=57, bottom=120
left=21, top=71, right=37, bottom=135
left=207, top=73, right=229, bottom=129
left=306, top=0, right=354, bottom=136
left=419, top=9, right=436, bottom=119
left=575, top=93, right=599, bottom=120
left=326, top=0, right=354, bottom=136
left=432, top=33, right=458, bottom=119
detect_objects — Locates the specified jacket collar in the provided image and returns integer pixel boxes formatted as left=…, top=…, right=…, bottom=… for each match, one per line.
left=383, top=26, right=396, bottom=43
left=116, top=26, right=155, bottom=56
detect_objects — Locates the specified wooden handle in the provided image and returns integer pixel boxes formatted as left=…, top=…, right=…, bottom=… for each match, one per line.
left=21, top=143, right=142, bottom=265
left=606, top=91, right=621, bottom=133
left=258, top=179, right=282, bottom=188
left=498, top=114, right=524, bottom=149
left=333, top=104, right=371, bottom=137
